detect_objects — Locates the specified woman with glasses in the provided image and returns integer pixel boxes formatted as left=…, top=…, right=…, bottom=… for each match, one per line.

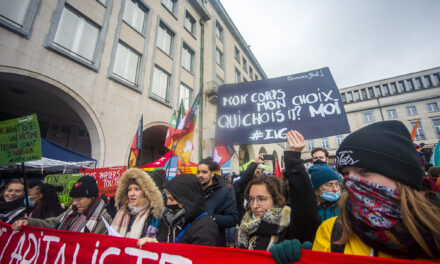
left=309, top=163, right=342, bottom=223
left=12, top=176, right=112, bottom=235
left=236, top=130, right=320, bottom=251
left=235, top=174, right=291, bottom=250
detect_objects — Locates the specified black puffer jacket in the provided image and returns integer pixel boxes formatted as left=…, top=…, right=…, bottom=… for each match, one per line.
left=233, top=162, right=258, bottom=220
left=204, top=175, right=238, bottom=229
left=283, top=151, right=321, bottom=242
left=158, top=174, right=219, bottom=246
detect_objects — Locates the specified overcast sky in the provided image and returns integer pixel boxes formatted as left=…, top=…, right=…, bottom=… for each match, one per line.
left=220, top=0, right=440, bottom=88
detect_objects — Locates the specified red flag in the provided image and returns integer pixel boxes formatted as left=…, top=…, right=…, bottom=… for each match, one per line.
left=212, top=145, right=235, bottom=166
left=275, top=159, right=281, bottom=179
left=410, top=118, right=420, bottom=141
left=172, top=91, right=200, bottom=141
left=128, top=115, right=143, bottom=168
left=164, top=111, right=177, bottom=149
left=173, top=92, right=200, bottom=165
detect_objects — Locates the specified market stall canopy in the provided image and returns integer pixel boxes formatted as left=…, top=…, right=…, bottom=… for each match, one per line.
left=0, top=138, right=96, bottom=172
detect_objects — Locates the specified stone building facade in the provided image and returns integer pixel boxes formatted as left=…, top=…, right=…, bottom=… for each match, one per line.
left=0, top=0, right=285, bottom=172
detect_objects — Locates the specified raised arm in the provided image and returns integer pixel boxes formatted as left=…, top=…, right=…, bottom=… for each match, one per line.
left=284, top=130, right=320, bottom=242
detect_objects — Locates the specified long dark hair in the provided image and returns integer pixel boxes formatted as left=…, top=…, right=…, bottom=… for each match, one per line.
left=38, top=183, right=64, bottom=218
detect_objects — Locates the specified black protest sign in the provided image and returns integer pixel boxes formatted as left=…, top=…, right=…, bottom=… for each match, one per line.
left=215, top=68, right=351, bottom=145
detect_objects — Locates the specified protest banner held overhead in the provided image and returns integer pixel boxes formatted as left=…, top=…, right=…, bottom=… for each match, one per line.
left=215, top=68, right=351, bottom=145
left=0, top=114, right=41, bottom=164
left=84, top=166, right=127, bottom=197
left=44, top=173, right=83, bottom=205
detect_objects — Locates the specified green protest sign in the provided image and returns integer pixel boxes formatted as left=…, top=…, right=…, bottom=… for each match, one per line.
left=0, top=114, right=42, bottom=164
left=44, top=173, right=83, bottom=205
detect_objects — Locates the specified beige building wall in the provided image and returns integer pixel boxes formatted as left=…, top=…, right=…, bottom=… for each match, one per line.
left=0, top=0, right=285, bottom=173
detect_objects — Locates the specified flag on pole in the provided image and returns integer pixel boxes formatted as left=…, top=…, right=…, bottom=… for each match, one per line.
left=165, top=100, right=186, bottom=150
left=275, top=159, right=281, bottom=179
left=173, top=92, right=200, bottom=165
left=212, top=145, right=235, bottom=166
left=128, top=115, right=143, bottom=168
left=410, top=118, right=420, bottom=141
left=431, top=140, right=440, bottom=166
left=164, top=111, right=177, bottom=149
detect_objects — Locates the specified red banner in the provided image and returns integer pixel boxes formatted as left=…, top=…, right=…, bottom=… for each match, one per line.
left=84, top=166, right=126, bottom=197
left=0, top=222, right=436, bottom=264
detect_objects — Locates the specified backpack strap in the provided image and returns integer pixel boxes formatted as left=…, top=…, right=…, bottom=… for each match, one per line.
left=330, top=217, right=345, bottom=253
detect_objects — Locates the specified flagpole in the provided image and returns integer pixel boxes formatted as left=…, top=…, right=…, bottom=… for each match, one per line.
left=231, top=147, right=245, bottom=174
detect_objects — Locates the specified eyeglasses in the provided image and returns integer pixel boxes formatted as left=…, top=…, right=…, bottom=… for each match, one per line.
left=248, top=196, right=269, bottom=205
left=323, top=182, right=341, bottom=189
left=72, top=197, right=84, bottom=203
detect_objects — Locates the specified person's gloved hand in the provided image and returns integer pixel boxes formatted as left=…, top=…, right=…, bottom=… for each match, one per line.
left=270, top=239, right=312, bottom=264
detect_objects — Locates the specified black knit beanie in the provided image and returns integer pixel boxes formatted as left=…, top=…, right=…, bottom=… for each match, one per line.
left=69, top=176, right=99, bottom=197
left=336, top=120, right=424, bottom=190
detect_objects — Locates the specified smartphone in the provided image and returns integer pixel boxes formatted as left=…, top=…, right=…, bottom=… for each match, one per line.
left=262, top=154, right=274, bottom=160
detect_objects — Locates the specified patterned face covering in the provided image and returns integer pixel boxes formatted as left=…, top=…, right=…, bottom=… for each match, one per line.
left=344, top=175, right=401, bottom=229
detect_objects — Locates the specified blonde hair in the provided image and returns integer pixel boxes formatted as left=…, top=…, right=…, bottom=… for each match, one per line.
left=337, top=183, right=440, bottom=258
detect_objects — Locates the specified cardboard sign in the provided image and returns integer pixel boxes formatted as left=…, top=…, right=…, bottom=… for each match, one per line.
left=84, top=166, right=127, bottom=197
left=215, top=68, right=350, bottom=145
left=44, top=173, right=83, bottom=204
left=0, top=114, right=41, bottom=164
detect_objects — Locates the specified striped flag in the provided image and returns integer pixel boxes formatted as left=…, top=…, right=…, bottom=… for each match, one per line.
left=128, top=115, right=143, bottom=168
left=212, top=145, right=235, bottom=166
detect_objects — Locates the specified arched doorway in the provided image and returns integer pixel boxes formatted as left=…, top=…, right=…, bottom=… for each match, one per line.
left=141, top=124, right=168, bottom=165
left=0, top=71, right=100, bottom=160
left=258, top=147, right=267, bottom=155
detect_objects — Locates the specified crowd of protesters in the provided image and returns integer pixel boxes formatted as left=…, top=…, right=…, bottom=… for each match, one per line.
left=4, top=120, right=440, bottom=262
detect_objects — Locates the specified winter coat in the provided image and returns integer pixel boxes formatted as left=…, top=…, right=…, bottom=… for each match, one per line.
left=0, top=197, right=27, bottom=224
left=204, top=175, right=239, bottom=229
left=283, top=151, right=321, bottom=242
left=313, top=216, right=394, bottom=257
left=112, top=168, right=164, bottom=238
left=234, top=162, right=259, bottom=220
left=26, top=202, right=112, bottom=235
left=159, top=174, right=219, bottom=246
left=318, top=201, right=339, bottom=223
left=236, top=205, right=291, bottom=251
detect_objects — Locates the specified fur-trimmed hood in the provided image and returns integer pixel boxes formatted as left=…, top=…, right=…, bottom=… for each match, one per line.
left=115, top=168, right=164, bottom=218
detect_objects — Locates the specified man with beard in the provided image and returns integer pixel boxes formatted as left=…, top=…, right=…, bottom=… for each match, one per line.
left=196, top=157, right=238, bottom=246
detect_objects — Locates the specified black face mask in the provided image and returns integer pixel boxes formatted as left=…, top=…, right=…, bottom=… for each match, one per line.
left=313, top=159, right=326, bottom=165
left=166, top=204, right=180, bottom=212
left=164, top=207, right=186, bottom=226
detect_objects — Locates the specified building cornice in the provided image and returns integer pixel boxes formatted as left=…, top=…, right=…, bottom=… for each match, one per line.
left=189, top=0, right=211, bottom=20
left=344, top=94, right=440, bottom=114
left=209, top=0, right=267, bottom=79
left=340, top=66, right=440, bottom=91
